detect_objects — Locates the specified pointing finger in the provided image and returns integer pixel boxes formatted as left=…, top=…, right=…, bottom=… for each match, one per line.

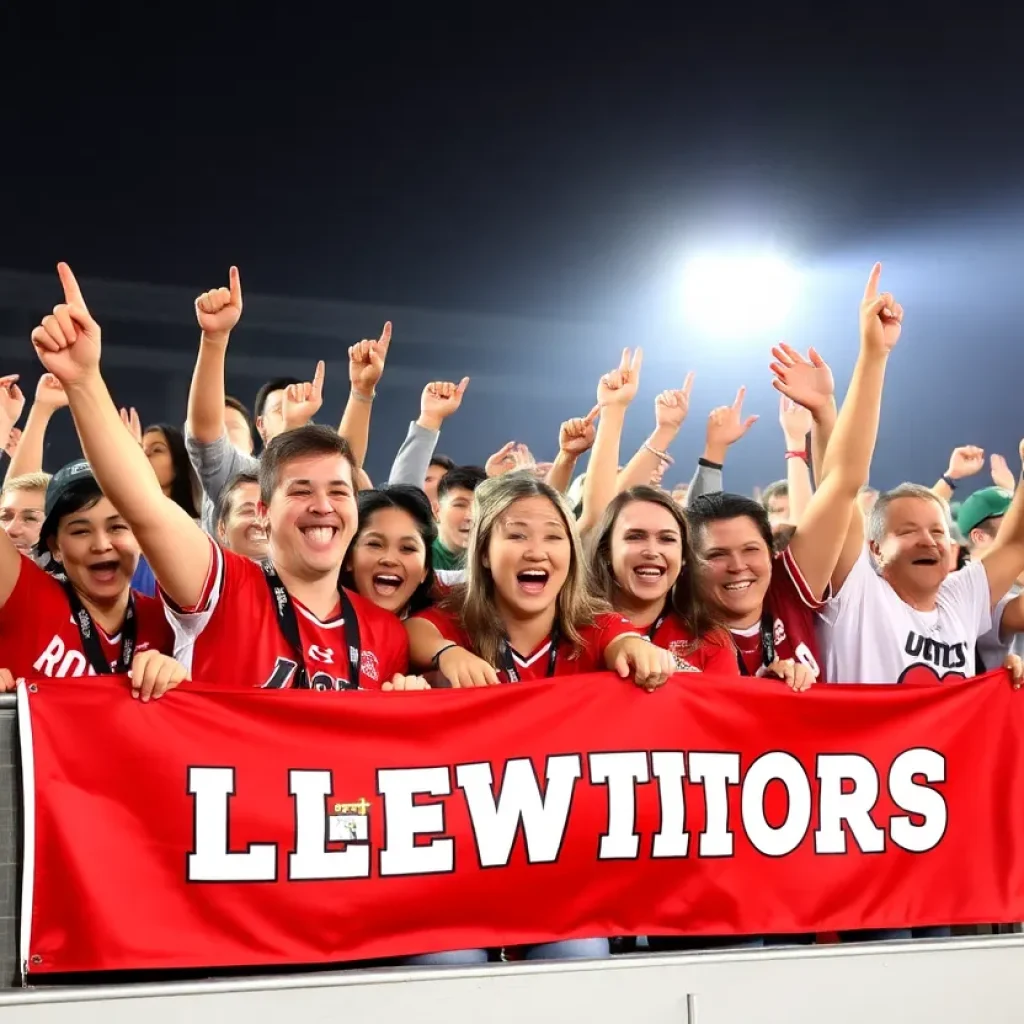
left=863, top=261, right=882, bottom=302
left=228, top=266, right=242, bottom=307
left=733, top=385, right=746, bottom=410
left=311, top=360, right=326, bottom=398
left=681, top=370, right=695, bottom=397
left=585, top=404, right=600, bottom=424
left=618, top=347, right=631, bottom=373
left=377, top=321, right=392, bottom=355
left=630, top=347, right=644, bottom=374
left=57, top=262, right=86, bottom=308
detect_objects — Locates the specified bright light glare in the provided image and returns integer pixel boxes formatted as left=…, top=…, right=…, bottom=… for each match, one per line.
left=680, top=254, right=801, bottom=338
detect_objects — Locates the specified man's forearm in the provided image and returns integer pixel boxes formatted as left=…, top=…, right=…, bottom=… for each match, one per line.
left=6, top=404, right=54, bottom=481
left=546, top=451, right=578, bottom=494
left=185, top=335, right=229, bottom=443
left=338, top=389, right=373, bottom=468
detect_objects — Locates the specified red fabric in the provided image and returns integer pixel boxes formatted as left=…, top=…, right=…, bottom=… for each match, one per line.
left=648, top=617, right=739, bottom=676
left=22, top=669, right=1024, bottom=975
left=0, top=557, right=173, bottom=677
left=163, top=541, right=409, bottom=689
left=731, top=548, right=826, bottom=678
left=413, top=606, right=637, bottom=680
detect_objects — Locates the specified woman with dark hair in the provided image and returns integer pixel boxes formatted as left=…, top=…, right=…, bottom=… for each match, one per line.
left=341, top=485, right=437, bottom=617
left=0, top=460, right=187, bottom=698
left=588, top=486, right=737, bottom=675
left=142, top=423, right=202, bottom=520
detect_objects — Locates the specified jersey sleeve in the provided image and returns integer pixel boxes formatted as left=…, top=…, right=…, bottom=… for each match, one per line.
left=410, top=605, right=470, bottom=646
left=939, top=559, right=992, bottom=640
left=778, top=544, right=832, bottom=609
left=591, top=612, right=644, bottom=658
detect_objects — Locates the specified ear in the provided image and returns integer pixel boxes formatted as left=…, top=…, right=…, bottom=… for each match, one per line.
left=216, top=521, right=228, bottom=545
left=431, top=501, right=440, bottom=519
left=47, top=536, right=62, bottom=562
left=481, top=551, right=490, bottom=570
left=868, top=539, right=883, bottom=564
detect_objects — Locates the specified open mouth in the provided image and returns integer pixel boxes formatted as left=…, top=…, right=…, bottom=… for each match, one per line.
left=299, top=526, right=338, bottom=551
left=372, top=573, right=403, bottom=598
left=87, top=559, right=120, bottom=584
left=632, top=565, right=665, bottom=585
left=722, top=580, right=756, bottom=592
left=246, top=524, right=267, bottom=542
left=516, top=569, right=549, bottom=595
left=911, top=556, right=940, bottom=566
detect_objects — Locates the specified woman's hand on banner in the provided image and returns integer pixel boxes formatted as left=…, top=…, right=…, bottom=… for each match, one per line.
left=437, top=646, right=500, bottom=688
left=382, top=674, right=432, bottom=692
left=0, top=669, right=17, bottom=693
left=1005, top=654, right=1023, bottom=691
left=130, top=651, right=190, bottom=702
left=609, top=635, right=674, bottom=692
left=764, top=658, right=815, bottom=692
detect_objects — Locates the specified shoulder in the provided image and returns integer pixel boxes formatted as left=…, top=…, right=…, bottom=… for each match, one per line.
left=345, top=588, right=405, bottom=634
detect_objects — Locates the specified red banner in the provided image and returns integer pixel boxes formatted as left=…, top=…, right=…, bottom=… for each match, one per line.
left=19, top=670, right=1024, bottom=974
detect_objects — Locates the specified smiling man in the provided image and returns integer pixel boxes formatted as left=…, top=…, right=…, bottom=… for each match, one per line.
left=30, top=263, right=415, bottom=692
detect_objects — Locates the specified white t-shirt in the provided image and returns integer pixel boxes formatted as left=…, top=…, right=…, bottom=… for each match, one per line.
left=977, top=584, right=1024, bottom=672
left=817, top=549, right=992, bottom=684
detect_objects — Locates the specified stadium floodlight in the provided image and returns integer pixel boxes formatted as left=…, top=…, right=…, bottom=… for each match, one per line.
left=680, top=253, right=801, bottom=338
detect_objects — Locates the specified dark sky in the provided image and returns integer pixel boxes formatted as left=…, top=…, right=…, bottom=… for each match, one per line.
left=4, top=9, right=1024, bottom=487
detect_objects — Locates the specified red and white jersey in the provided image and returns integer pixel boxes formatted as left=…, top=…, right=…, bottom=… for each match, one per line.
left=730, top=546, right=827, bottom=680
left=0, top=556, right=174, bottom=678
left=163, top=541, right=409, bottom=690
left=817, top=549, right=991, bottom=684
left=414, top=606, right=639, bottom=682
left=644, top=614, right=740, bottom=677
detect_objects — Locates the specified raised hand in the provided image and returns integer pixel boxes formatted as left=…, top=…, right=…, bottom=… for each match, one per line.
left=119, top=406, right=143, bottom=445
left=420, top=377, right=470, bottom=429
left=597, top=347, right=643, bottom=408
left=349, top=322, right=392, bottom=398
left=778, top=395, right=813, bottom=448
left=654, top=372, right=694, bottom=431
left=946, top=445, right=984, bottom=482
left=706, top=387, right=759, bottom=453
left=30, top=263, right=102, bottom=385
left=0, top=375, right=25, bottom=427
left=769, top=344, right=834, bottom=413
left=35, top=372, right=68, bottom=411
left=282, top=361, right=326, bottom=429
left=559, top=406, right=600, bottom=456
left=195, top=267, right=243, bottom=340
left=3, top=428, right=21, bottom=458
left=990, top=454, right=1016, bottom=493
left=860, top=262, right=903, bottom=355
left=486, top=441, right=519, bottom=477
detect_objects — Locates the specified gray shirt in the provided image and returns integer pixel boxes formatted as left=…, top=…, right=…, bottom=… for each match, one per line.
left=185, top=430, right=260, bottom=536
left=388, top=420, right=439, bottom=489
left=977, top=584, right=1024, bottom=671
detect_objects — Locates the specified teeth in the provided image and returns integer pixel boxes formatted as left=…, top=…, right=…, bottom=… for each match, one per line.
left=302, top=527, right=335, bottom=544
left=723, top=581, right=753, bottom=590
left=634, top=568, right=664, bottom=577
left=519, top=571, right=546, bottom=579
left=375, top=575, right=401, bottom=585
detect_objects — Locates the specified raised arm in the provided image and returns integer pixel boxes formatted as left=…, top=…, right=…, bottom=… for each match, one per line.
left=338, top=322, right=391, bottom=468
left=0, top=377, right=26, bottom=484
left=931, top=446, right=984, bottom=503
left=185, top=267, right=243, bottom=444
left=32, top=264, right=212, bottom=608
left=5, top=374, right=66, bottom=482
left=778, top=395, right=814, bottom=524
left=776, top=264, right=903, bottom=596
left=979, top=478, right=1024, bottom=606
left=579, top=347, right=642, bottom=534
left=616, top=373, right=694, bottom=493
left=547, top=406, right=598, bottom=494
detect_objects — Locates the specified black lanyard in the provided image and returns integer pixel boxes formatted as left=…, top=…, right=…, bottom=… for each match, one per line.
left=56, top=574, right=136, bottom=675
left=646, top=606, right=668, bottom=642
left=499, top=631, right=560, bottom=683
left=735, top=607, right=776, bottom=677
left=260, top=561, right=361, bottom=689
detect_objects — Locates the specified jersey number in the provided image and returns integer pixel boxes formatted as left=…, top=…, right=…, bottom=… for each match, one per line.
left=793, top=642, right=821, bottom=678
left=261, top=657, right=358, bottom=691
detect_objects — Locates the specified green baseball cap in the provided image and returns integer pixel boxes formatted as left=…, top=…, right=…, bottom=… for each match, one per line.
left=957, top=486, right=1013, bottom=537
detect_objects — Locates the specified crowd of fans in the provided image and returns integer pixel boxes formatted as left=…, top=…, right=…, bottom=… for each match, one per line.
left=0, top=260, right=1021, bottom=964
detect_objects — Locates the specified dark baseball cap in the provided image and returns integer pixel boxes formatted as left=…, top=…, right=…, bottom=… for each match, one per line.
left=957, top=486, right=1013, bottom=537
left=36, top=460, right=101, bottom=559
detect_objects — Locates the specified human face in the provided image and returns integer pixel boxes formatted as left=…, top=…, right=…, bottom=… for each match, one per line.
left=484, top=496, right=571, bottom=619
left=50, top=497, right=139, bottom=605
left=143, top=429, right=174, bottom=495
left=692, top=516, right=773, bottom=628
left=217, top=481, right=267, bottom=560
left=609, top=501, right=682, bottom=613
left=423, top=465, right=448, bottom=509
left=265, top=453, right=357, bottom=580
left=225, top=405, right=254, bottom=455
left=438, top=486, right=475, bottom=553
left=873, top=496, right=951, bottom=598
left=766, top=493, right=790, bottom=528
left=0, top=487, right=46, bottom=556
left=257, top=389, right=287, bottom=445
left=348, top=507, right=428, bottom=613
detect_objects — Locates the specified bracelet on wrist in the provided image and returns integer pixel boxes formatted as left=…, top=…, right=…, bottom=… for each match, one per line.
left=643, top=441, right=674, bottom=465
left=351, top=389, right=375, bottom=404
left=941, top=473, right=957, bottom=491
left=785, top=450, right=809, bottom=463
left=431, top=643, right=458, bottom=670
left=698, top=456, right=723, bottom=470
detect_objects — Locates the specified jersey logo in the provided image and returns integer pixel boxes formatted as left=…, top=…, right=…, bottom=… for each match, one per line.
left=898, top=663, right=967, bottom=686
left=668, top=641, right=700, bottom=673
left=903, top=631, right=968, bottom=673
left=360, top=650, right=380, bottom=682
left=773, top=618, right=787, bottom=647
left=308, top=645, right=334, bottom=664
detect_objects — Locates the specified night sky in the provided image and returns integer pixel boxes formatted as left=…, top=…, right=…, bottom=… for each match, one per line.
left=4, top=10, right=1024, bottom=487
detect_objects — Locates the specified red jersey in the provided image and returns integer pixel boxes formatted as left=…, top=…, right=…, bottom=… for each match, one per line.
left=163, top=541, right=409, bottom=690
left=642, top=613, right=740, bottom=677
left=414, top=606, right=639, bottom=682
left=0, top=555, right=174, bottom=678
left=730, top=546, right=826, bottom=679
